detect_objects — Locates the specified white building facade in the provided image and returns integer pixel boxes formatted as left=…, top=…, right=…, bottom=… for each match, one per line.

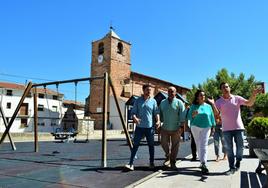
left=0, top=82, right=86, bottom=133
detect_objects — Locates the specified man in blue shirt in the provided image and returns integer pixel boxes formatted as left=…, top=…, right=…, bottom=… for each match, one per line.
left=125, top=84, right=160, bottom=171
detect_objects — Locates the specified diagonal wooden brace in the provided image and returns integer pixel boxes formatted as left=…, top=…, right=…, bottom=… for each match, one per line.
left=0, top=82, right=33, bottom=144
left=108, top=76, right=133, bottom=150
left=0, top=105, right=16, bottom=150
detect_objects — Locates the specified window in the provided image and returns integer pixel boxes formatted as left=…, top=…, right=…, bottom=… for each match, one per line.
left=98, top=42, right=104, bottom=55
left=117, top=42, right=123, bottom=54
left=20, top=118, right=28, bottom=128
left=38, top=93, right=44, bottom=98
left=20, top=103, right=28, bottom=115
left=53, top=95, right=58, bottom=100
left=6, top=102, right=11, bottom=109
left=52, top=106, right=57, bottom=112
left=38, top=104, right=44, bottom=111
left=6, top=90, right=12, bottom=96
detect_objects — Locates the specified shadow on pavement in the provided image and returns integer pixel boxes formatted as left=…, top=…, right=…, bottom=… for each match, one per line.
left=158, top=166, right=227, bottom=179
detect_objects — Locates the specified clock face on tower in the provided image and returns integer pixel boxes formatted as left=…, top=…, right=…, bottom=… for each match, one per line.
left=97, top=55, right=104, bottom=63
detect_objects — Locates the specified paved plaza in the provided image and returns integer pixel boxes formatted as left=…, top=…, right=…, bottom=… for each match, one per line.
left=0, top=138, right=191, bottom=188
left=0, top=138, right=267, bottom=188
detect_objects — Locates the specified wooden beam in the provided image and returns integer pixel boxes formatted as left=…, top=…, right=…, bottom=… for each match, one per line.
left=101, top=72, right=108, bottom=167
left=0, top=105, right=16, bottom=150
left=34, top=87, right=38, bottom=152
left=0, top=82, right=33, bottom=144
left=32, top=76, right=104, bottom=87
left=108, top=77, right=133, bottom=150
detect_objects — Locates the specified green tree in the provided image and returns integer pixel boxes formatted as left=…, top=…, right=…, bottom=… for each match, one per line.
left=186, top=68, right=259, bottom=125
left=254, top=93, right=268, bottom=117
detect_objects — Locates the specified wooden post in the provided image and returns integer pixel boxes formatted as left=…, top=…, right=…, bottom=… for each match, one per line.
left=0, top=82, right=33, bottom=144
left=0, top=105, right=16, bottom=150
left=34, top=87, right=38, bottom=152
left=108, top=76, right=133, bottom=150
left=102, top=72, right=108, bottom=167
left=125, top=105, right=128, bottom=130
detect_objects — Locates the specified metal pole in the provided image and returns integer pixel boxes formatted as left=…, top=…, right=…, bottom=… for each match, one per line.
left=108, top=76, right=133, bottom=150
left=34, top=87, right=38, bottom=152
left=102, top=72, right=108, bottom=167
left=0, top=82, right=33, bottom=144
left=0, top=105, right=16, bottom=150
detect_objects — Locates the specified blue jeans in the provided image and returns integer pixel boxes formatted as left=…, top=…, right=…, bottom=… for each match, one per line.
left=223, top=130, right=244, bottom=169
left=129, top=126, right=155, bottom=165
left=213, top=125, right=226, bottom=156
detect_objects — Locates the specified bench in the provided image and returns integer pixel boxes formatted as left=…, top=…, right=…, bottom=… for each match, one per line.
left=254, top=148, right=268, bottom=188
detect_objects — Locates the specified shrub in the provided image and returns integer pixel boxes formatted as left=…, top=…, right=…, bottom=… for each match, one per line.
left=246, top=117, right=268, bottom=139
left=254, top=93, right=268, bottom=117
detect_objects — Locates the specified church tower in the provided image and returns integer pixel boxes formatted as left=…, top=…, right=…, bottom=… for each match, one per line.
left=89, top=28, right=131, bottom=129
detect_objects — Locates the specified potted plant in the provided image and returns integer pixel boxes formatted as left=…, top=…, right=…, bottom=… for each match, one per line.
left=246, top=117, right=268, bottom=157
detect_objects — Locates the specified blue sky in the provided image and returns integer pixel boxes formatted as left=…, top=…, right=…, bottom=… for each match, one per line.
left=0, top=0, right=267, bottom=102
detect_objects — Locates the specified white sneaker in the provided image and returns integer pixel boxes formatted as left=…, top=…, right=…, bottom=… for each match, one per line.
left=125, top=164, right=134, bottom=171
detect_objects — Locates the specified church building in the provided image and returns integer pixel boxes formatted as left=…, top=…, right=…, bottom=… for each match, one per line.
left=88, top=29, right=190, bottom=129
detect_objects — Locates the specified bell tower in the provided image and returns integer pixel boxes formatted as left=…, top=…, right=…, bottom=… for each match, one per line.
left=89, top=28, right=131, bottom=129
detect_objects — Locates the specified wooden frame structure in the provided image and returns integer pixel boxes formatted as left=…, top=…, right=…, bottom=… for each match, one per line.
left=0, top=82, right=33, bottom=147
left=0, top=73, right=133, bottom=168
left=0, top=104, right=16, bottom=150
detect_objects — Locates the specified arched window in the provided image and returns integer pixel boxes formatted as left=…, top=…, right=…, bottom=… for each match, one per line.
left=98, top=42, right=104, bottom=55
left=117, top=42, right=123, bottom=54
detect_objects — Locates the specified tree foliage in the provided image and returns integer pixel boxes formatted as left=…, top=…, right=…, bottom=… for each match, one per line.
left=254, top=93, right=268, bottom=117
